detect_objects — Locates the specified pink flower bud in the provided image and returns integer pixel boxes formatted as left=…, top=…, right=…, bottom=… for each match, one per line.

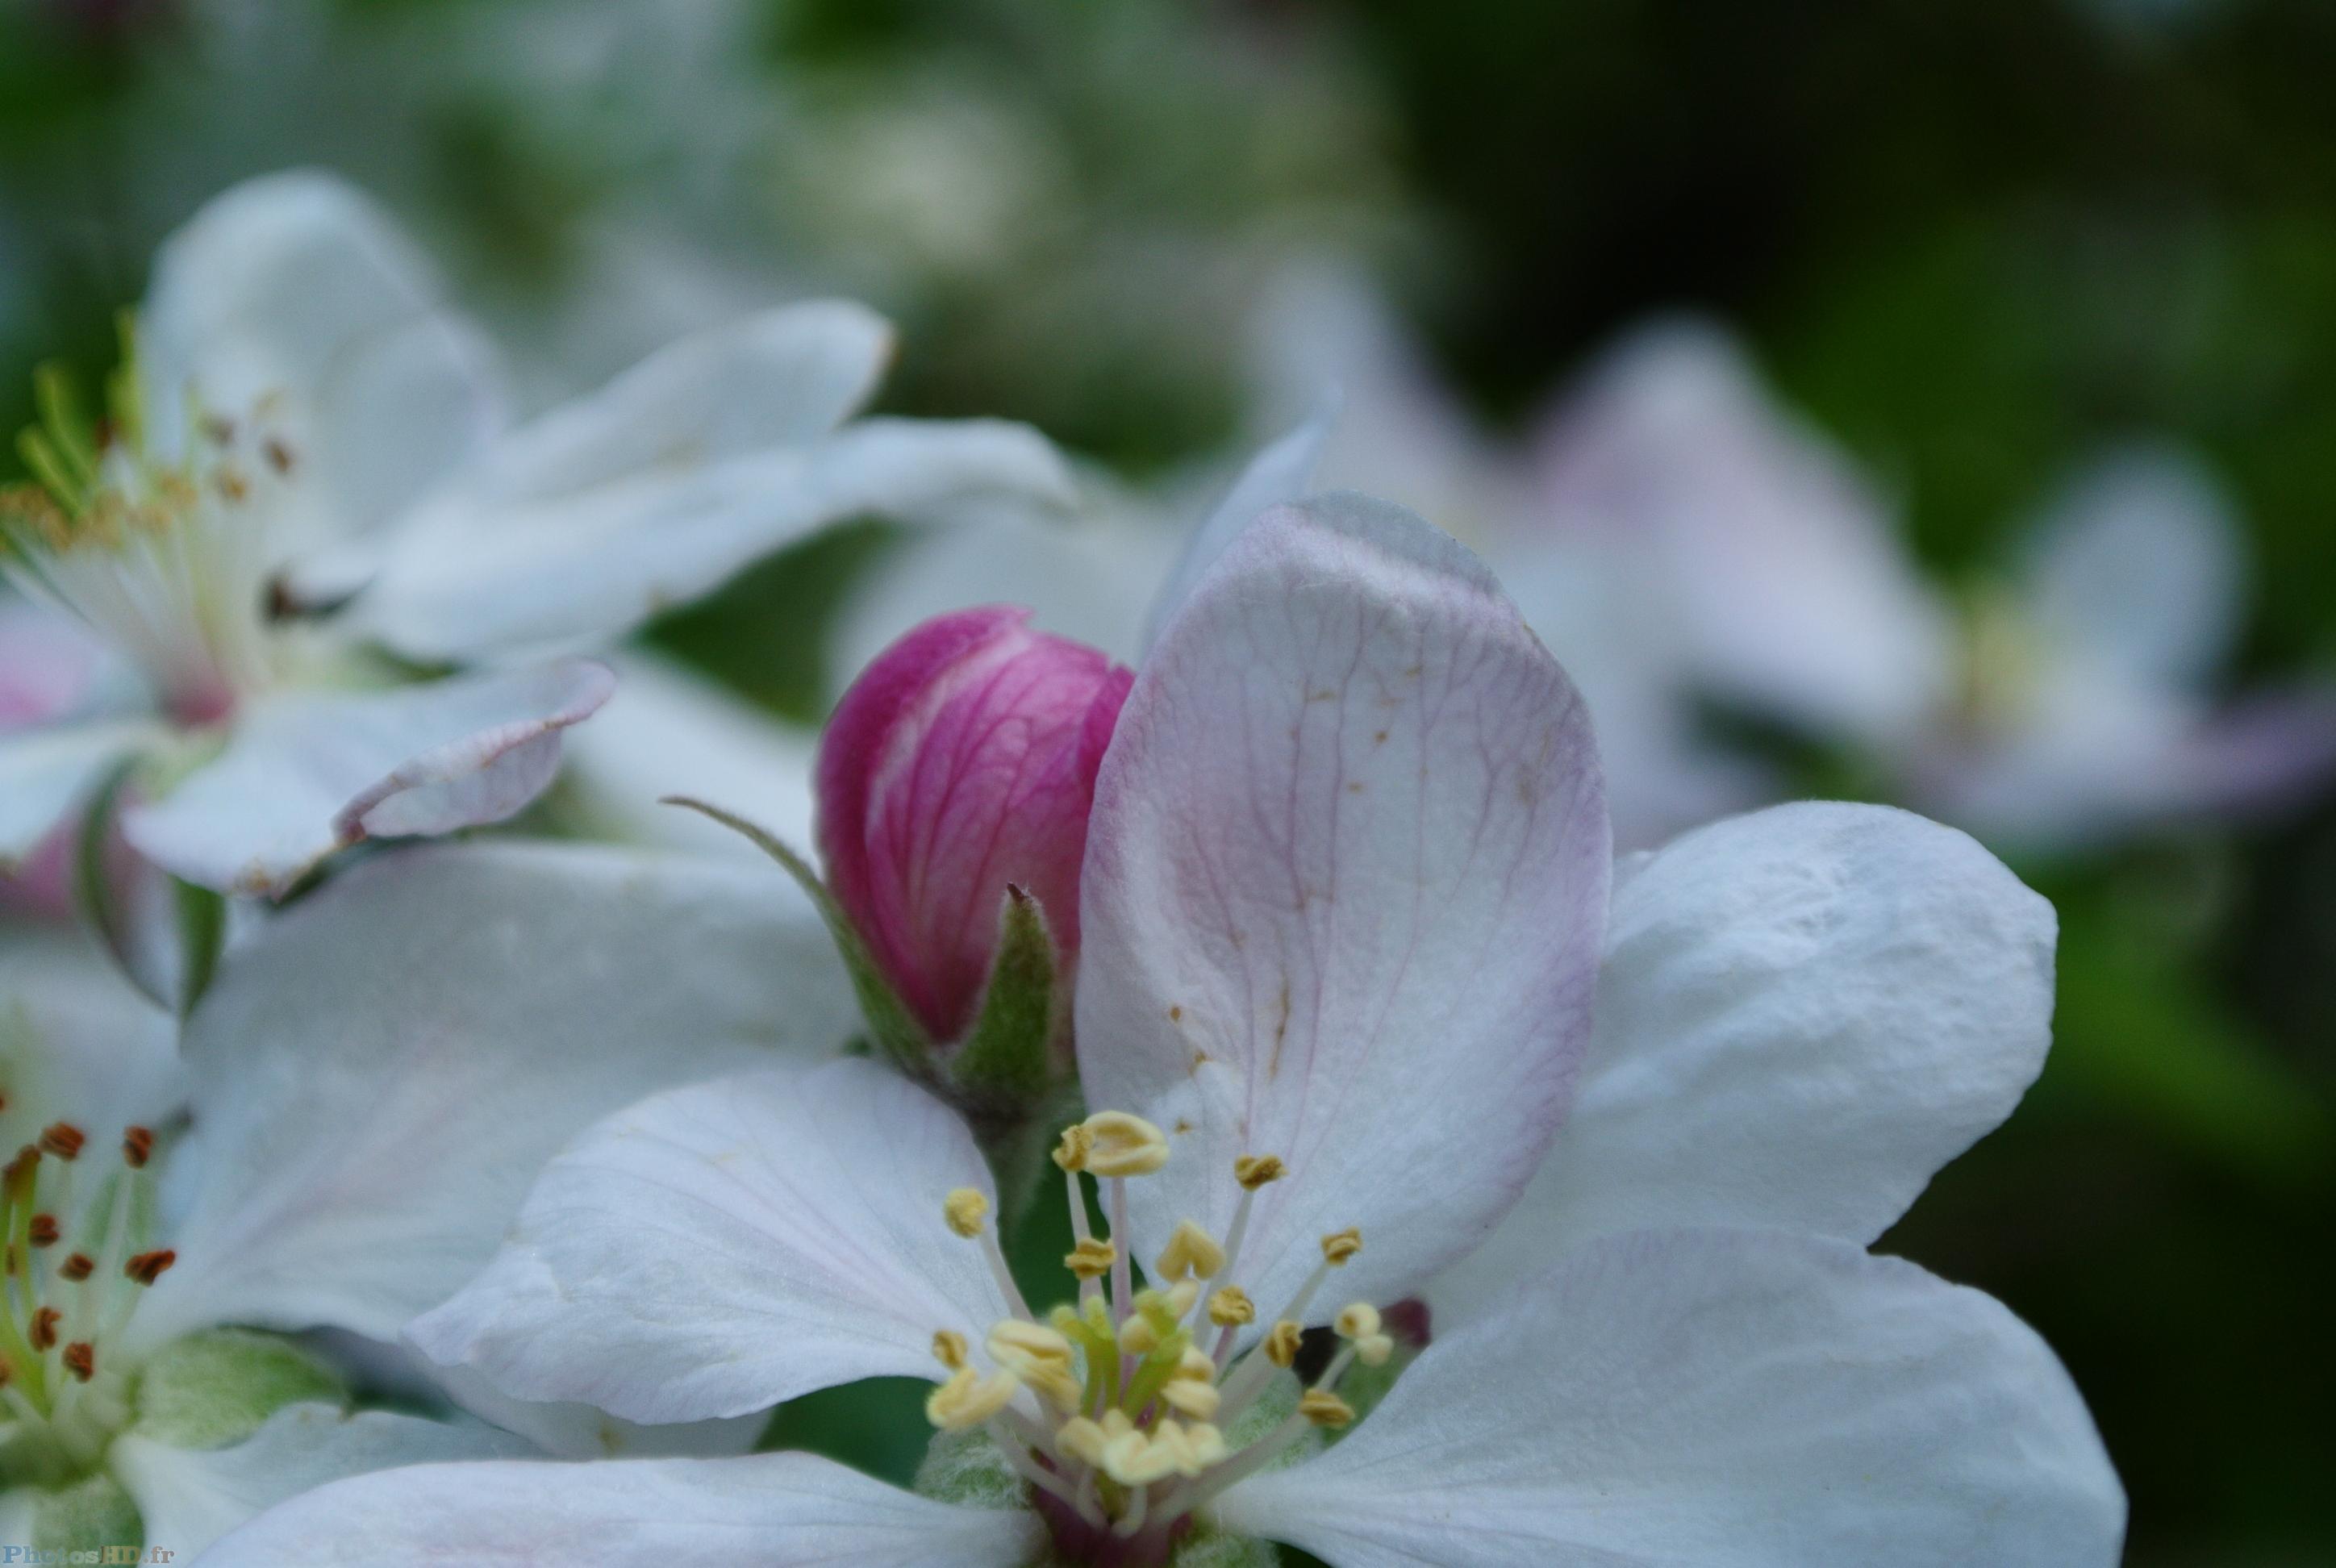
left=817, top=607, right=1133, bottom=1043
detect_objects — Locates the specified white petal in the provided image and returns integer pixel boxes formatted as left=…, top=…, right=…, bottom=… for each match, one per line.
left=561, top=648, right=820, bottom=854
left=2017, top=444, right=2242, bottom=690
left=1538, top=320, right=1954, bottom=743
left=1078, top=493, right=1610, bottom=1318
left=0, top=924, right=185, bottom=1145
left=1141, top=402, right=1335, bottom=653
left=110, top=1403, right=531, bottom=1559
left=121, top=659, right=613, bottom=896
left=412, top=1057, right=1011, bottom=1424
left=198, top=1449, right=1041, bottom=1568
left=0, top=716, right=152, bottom=864
left=131, top=839, right=857, bottom=1350
left=355, top=416, right=1073, bottom=661
left=1433, top=802, right=2054, bottom=1320
left=1216, top=1228, right=2124, bottom=1568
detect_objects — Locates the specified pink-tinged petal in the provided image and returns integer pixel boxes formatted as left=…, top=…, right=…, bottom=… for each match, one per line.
left=121, top=658, right=612, bottom=896
left=1433, top=803, right=2056, bottom=1321
left=200, top=1450, right=1042, bottom=1568
left=411, top=1057, right=1012, bottom=1424
left=110, top=1403, right=532, bottom=1559
left=131, top=840, right=857, bottom=1352
left=1216, top=1229, right=2124, bottom=1568
left=0, top=927, right=184, bottom=1145
left=0, top=598, right=111, bottom=724
left=819, top=607, right=1133, bottom=1040
left=1533, top=319, right=1953, bottom=744
left=1078, top=493, right=1609, bottom=1318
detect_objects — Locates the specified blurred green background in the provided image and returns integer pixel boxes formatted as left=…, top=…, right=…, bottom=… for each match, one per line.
left=4, top=2, right=2332, bottom=1561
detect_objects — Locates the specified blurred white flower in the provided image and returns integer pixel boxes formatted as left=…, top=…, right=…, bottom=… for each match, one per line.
left=217, top=497, right=2118, bottom=1567
left=0, top=171, right=1070, bottom=895
left=1537, top=322, right=2336, bottom=853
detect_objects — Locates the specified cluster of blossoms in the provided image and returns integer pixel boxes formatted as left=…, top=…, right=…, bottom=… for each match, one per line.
left=0, top=169, right=2138, bottom=1566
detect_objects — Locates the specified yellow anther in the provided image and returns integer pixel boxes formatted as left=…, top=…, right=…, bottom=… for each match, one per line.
left=943, top=1188, right=991, bottom=1238
left=1299, top=1389, right=1355, bottom=1428
left=1159, top=1377, right=1222, bottom=1420
left=1320, top=1227, right=1363, bottom=1265
left=1080, top=1112, right=1170, bottom=1178
left=1233, top=1154, right=1286, bottom=1191
left=1161, top=1280, right=1200, bottom=1320
left=1119, top=1313, right=1163, bottom=1357
left=925, top=1366, right=1019, bottom=1431
left=1057, top=1416, right=1108, bottom=1466
left=988, top=1320, right=1075, bottom=1372
left=1356, top=1332, right=1395, bottom=1367
left=1263, top=1320, right=1304, bottom=1368
left=1172, top=1345, right=1216, bottom=1382
left=1184, top=1422, right=1228, bottom=1471
left=1100, top=1425, right=1183, bottom=1487
left=1051, top=1123, right=1095, bottom=1173
left=1207, top=1286, right=1256, bottom=1327
left=1334, top=1302, right=1382, bottom=1341
left=932, top=1329, right=968, bottom=1371
left=1155, top=1219, right=1226, bottom=1282
left=1065, top=1236, right=1117, bottom=1279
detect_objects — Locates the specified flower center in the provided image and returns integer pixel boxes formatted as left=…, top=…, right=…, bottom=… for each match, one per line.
left=0, top=1118, right=173, bottom=1487
left=1, top=345, right=303, bottom=723
left=929, top=1113, right=1391, bottom=1563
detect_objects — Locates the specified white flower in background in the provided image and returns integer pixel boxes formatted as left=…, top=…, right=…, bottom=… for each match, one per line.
left=0, top=837, right=855, bottom=1554
left=1533, top=319, right=2336, bottom=853
left=0, top=598, right=114, bottom=917
left=214, top=498, right=2119, bottom=1566
left=0, top=170, right=1070, bottom=896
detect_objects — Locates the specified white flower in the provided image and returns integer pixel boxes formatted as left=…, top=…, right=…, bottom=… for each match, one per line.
left=210, top=496, right=2119, bottom=1566
left=0, top=836, right=855, bottom=1554
left=0, top=170, right=1070, bottom=895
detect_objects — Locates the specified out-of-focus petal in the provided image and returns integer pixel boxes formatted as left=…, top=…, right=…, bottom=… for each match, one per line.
left=1141, top=402, right=1336, bottom=654
left=122, top=659, right=614, bottom=895
left=130, top=840, right=857, bottom=1350
left=1078, top=493, right=1609, bottom=1316
left=0, top=716, right=155, bottom=865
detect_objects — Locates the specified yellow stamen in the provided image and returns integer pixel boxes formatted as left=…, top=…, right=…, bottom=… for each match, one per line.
left=1320, top=1227, right=1363, bottom=1265
left=925, top=1366, right=1019, bottom=1431
left=1208, top=1286, right=1255, bottom=1327
left=1080, top=1112, right=1169, bottom=1178
left=1233, top=1154, right=1285, bottom=1191
left=1334, top=1302, right=1381, bottom=1340
left=1154, top=1219, right=1225, bottom=1282
left=943, top=1188, right=991, bottom=1238
left=1052, top=1124, right=1095, bottom=1173
left=1298, top=1389, right=1354, bottom=1428
left=1263, top=1320, right=1303, bottom=1368
left=1160, top=1378, right=1221, bottom=1420
left=1064, top=1237, right=1116, bottom=1279
left=932, top=1329, right=968, bottom=1371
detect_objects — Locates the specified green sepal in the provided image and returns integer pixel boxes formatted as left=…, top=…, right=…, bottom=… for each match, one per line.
left=912, top=1424, right=1028, bottom=1512
left=72, top=756, right=169, bottom=1011
left=949, top=884, right=1059, bottom=1104
left=26, top=1466, right=142, bottom=1556
left=130, top=1328, right=347, bottom=1449
left=1167, top=1527, right=1281, bottom=1567
left=661, top=794, right=931, bottom=1074
left=172, top=875, right=227, bottom=1019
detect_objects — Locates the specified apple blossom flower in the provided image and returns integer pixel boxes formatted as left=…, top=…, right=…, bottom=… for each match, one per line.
left=218, top=495, right=2119, bottom=1566
left=816, top=607, right=1133, bottom=1045
left=1533, top=321, right=2336, bottom=853
left=0, top=169, right=1070, bottom=897
left=0, top=835, right=857, bottom=1553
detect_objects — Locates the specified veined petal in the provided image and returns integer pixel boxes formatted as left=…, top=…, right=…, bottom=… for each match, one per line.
left=411, top=1057, right=1012, bottom=1424
left=1216, top=1228, right=2124, bottom=1568
left=198, top=1450, right=1042, bottom=1568
left=0, top=716, right=155, bottom=865
left=1141, top=402, right=1336, bottom=653
left=131, top=840, right=857, bottom=1350
left=1433, top=803, right=2054, bottom=1320
left=560, top=648, right=820, bottom=855
left=1078, top=493, right=1609, bottom=1318
left=109, top=1403, right=532, bottom=1560
left=121, top=658, right=614, bottom=896
left=354, top=415, right=1073, bottom=661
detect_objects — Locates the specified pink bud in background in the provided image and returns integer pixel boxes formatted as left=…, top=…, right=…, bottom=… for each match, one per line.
left=816, top=607, right=1133, bottom=1044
